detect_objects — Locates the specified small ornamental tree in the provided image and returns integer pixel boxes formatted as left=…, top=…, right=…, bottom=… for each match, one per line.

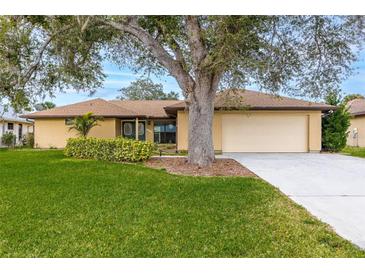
left=322, top=92, right=351, bottom=152
left=1, top=131, right=16, bottom=147
left=69, top=112, right=103, bottom=137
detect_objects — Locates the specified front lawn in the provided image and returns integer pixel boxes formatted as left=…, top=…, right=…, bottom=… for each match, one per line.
left=342, top=146, right=365, bottom=158
left=0, top=150, right=364, bottom=257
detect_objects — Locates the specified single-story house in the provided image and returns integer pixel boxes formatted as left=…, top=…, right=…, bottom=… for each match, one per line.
left=0, top=105, right=34, bottom=146
left=346, top=98, right=365, bottom=147
left=22, top=89, right=335, bottom=152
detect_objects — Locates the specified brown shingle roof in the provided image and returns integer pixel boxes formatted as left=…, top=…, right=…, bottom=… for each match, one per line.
left=346, top=98, right=365, bottom=116
left=22, top=89, right=335, bottom=119
left=165, top=89, right=335, bottom=112
left=21, top=98, right=138, bottom=119
left=21, top=98, right=181, bottom=119
left=109, top=100, right=180, bottom=118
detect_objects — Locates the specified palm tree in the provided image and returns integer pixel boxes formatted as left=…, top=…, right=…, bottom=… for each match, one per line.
left=69, top=112, right=103, bottom=137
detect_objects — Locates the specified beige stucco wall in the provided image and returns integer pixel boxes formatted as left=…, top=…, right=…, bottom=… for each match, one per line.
left=177, top=112, right=189, bottom=150
left=34, top=118, right=118, bottom=148
left=177, top=110, right=322, bottom=152
left=115, top=118, right=122, bottom=137
left=146, top=120, right=154, bottom=142
left=347, top=116, right=365, bottom=147
left=308, top=112, right=322, bottom=152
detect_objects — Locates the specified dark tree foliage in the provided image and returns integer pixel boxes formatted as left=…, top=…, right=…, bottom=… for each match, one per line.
left=322, top=92, right=351, bottom=152
left=34, top=101, right=56, bottom=111
left=118, top=78, right=179, bottom=100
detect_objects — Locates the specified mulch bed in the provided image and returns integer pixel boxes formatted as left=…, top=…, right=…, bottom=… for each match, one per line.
left=145, top=157, right=256, bottom=177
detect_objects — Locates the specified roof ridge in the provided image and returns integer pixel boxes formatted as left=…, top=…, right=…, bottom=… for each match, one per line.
left=164, top=100, right=187, bottom=109
left=29, top=98, right=107, bottom=115
left=348, top=98, right=365, bottom=104
left=221, top=88, right=328, bottom=106
left=109, top=99, right=182, bottom=102
left=27, top=98, right=139, bottom=117
left=107, top=100, right=140, bottom=115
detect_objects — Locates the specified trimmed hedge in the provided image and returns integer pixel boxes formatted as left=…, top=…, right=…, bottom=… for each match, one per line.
left=64, top=137, right=156, bottom=162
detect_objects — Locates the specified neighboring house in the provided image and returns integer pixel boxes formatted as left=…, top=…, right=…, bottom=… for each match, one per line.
left=21, top=89, right=335, bottom=152
left=346, top=98, right=365, bottom=147
left=0, top=105, right=34, bottom=146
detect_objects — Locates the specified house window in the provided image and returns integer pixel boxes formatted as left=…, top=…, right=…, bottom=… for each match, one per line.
left=65, top=118, right=74, bottom=125
left=154, top=121, right=176, bottom=144
left=7, top=123, right=14, bottom=130
left=123, top=122, right=134, bottom=137
left=122, top=121, right=146, bottom=141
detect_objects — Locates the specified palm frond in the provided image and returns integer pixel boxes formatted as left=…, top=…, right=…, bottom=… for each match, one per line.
left=68, top=112, right=103, bottom=137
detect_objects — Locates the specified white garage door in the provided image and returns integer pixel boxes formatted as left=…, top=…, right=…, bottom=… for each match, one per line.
left=222, top=113, right=309, bottom=152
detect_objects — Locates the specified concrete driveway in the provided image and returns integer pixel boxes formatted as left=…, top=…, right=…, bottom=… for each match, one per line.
left=224, top=152, right=365, bottom=249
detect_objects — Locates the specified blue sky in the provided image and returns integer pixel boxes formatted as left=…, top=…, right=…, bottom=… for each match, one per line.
left=48, top=62, right=181, bottom=106
left=49, top=50, right=365, bottom=107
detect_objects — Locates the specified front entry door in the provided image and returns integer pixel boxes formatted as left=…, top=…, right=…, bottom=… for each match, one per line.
left=122, top=121, right=145, bottom=141
left=18, top=124, right=23, bottom=142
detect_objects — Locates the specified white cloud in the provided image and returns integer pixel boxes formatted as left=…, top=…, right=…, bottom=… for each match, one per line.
left=104, top=70, right=141, bottom=78
left=104, top=79, right=132, bottom=86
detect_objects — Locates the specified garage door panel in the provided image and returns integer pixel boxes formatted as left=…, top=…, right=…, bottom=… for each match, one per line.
left=222, top=114, right=308, bottom=152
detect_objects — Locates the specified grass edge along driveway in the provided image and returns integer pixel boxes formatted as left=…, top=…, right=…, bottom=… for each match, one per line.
left=342, top=146, right=365, bottom=159
left=0, top=149, right=364, bottom=257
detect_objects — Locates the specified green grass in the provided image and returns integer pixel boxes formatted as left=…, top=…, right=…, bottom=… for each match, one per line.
left=342, top=146, right=365, bottom=158
left=0, top=150, right=364, bottom=258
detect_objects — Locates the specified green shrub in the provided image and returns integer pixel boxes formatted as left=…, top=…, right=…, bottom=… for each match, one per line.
left=64, top=137, right=156, bottom=162
left=1, top=132, right=16, bottom=147
left=322, top=92, right=351, bottom=152
left=22, top=133, right=34, bottom=148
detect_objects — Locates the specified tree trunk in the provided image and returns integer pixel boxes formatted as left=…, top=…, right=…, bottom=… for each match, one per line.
left=187, top=77, right=216, bottom=167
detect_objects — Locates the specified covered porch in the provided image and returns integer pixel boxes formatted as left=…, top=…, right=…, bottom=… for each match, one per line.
left=119, top=118, right=176, bottom=145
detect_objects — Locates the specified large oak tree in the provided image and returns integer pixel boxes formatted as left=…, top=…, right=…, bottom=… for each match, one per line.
left=0, top=16, right=364, bottom=165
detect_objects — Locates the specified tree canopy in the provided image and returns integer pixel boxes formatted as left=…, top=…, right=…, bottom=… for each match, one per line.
left=118, top=78, right=179, bottom=100
left=34, top=101, right=56, bottom=111
left=1, top=16, right=364, bottom=110
left=1, top=15, right=364, bottom=165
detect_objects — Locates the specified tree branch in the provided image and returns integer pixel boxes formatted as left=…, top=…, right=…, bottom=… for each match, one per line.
left=170, top=39, right=186, bottom=66
left=21, top=36, right=52, bottom=85
left=101, top=18, right=195, bottom=94
left=21, top=25, right=73, bottom=88
left=154, top=22, right=188, bottom=71
left=185, top=16, right=207, bottom=68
